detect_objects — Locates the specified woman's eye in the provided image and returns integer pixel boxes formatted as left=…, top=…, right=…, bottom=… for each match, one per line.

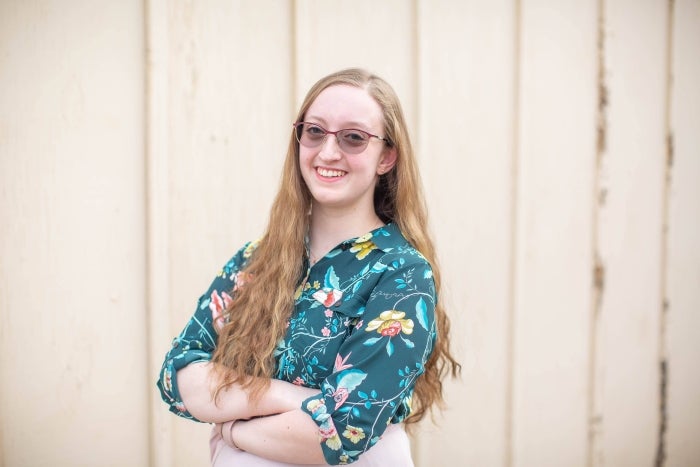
left=305, top=125, right=325, bottom=139
left=342, top=131, right=368, bottom=146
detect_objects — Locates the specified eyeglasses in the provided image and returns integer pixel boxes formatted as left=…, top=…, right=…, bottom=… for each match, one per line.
left=293, top=122, right=390, bottom=154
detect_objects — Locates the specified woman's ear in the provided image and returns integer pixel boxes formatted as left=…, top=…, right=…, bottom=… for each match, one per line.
left=377, top=147, right=397, bottom=175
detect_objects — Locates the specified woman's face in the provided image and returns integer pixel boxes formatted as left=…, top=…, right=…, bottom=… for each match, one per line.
left=299, top=84, right=396, bottom=216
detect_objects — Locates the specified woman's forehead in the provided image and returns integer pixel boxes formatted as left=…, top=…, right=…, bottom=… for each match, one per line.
left=305, top=85, right=383, bottom=130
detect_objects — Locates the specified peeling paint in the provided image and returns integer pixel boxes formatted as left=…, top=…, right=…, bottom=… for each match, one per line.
left=656, top=0, right=675, bottom=465
left=596, top=81, right=608, bottom=156
left=589, top=1, right=608, bottom=466
left=598, top=188, right=608, bottom=206
left=593, top=257, right=605, bottom=296
left=596, top=7, right=609, bottom=159
left=655, top=359, right=668, bottom=467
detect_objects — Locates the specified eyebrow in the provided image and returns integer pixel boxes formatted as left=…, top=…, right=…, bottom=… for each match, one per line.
left=304, top=116, right=374, bottom=132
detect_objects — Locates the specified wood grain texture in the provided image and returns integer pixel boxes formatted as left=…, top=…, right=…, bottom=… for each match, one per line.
left=591, top=1, right=668, bottom=465
left=165, top=2, right=294, bottom=465
left=1, top=1, right=698, bottom=466
left=0, top=1, right=148, bottom=466
left=414, top=1, right=516, bottom=465
left=512, top=1, right=597, bottom=465
left=666, top=0, right=700, bottom=465
left=294, top=0, right=417, bottom=130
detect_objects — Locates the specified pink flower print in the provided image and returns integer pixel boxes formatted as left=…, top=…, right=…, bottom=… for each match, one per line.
left=334, top=353, right=353, bottom=372
left=380, top=321, right=402, bottom=337
left=331, top=387, right=349, bottom=410
left=209, top=290, right=233, bottom=330
left=321, top=327, right=331, bottom=337
left=324, top=309, right=334, bottom=317
left=293, top=377, right=305, bottom=386
left=312, top=288, right=343, bottom=307
left=319, top=422, right=339, bottom=441
left=163, top=369, right=173, bottom=392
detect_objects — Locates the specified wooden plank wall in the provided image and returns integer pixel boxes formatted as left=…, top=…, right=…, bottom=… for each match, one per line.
left=666, top=1, right=700, bottom=465
left=591, top=1, right=667, bottom=465
left=0, top=1, right=149, bottom=466
left=0, top=1, right=698, bottom=466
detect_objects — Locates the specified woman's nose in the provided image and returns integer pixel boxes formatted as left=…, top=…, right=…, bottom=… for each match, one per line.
left=318, top=134, right=342, bottom=160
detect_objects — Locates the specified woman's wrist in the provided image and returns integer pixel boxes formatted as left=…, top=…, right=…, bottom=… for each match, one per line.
left=221, top=420, right=243, bottom=451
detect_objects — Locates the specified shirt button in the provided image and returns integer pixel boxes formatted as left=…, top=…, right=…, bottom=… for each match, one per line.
left=171, top=338, right=179, bottom=348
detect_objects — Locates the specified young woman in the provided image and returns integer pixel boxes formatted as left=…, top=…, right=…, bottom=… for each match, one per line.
left=157, top=68, right=460, bottom=466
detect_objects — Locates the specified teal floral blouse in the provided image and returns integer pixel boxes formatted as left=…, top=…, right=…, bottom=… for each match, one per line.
left=157, top=223, right=437, bottom=465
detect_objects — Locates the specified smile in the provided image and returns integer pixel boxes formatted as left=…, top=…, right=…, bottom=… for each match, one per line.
left=316, top=167, right=346, bottom=178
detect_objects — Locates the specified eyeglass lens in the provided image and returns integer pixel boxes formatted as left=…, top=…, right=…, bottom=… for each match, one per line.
left=295, top=123, right=372, bottom=154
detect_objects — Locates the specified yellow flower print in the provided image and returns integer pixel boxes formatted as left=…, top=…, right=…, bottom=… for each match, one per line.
left=365, top=310, right=414, bottom=337
left=355, top=232, right=373, bottom=243
left=319, top=422, right=342, bottom=450
left=243, top=238, right=260, bottom=258
left=349, top=235, right=377, bottom=260
left=343, top=425, right=366, bottom=443
left=404, top=393, right=413, bottom=411
left=325, top=434, right=342, bottom=450
left=306, top=398, right=325, bottom=413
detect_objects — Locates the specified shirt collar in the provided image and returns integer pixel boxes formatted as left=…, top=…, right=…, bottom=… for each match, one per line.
left=342, top=222, right=405, bottom=253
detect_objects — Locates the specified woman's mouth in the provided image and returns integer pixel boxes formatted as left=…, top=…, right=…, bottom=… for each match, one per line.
left=316, top=167, right=346, bottom=178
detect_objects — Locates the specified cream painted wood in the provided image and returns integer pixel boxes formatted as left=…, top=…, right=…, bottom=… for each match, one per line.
left=0, top=1, right=148, bottom=466
left=2, top=2, right=699, bottom=466
left=591, top=1, right=668, bottom=465
left=293, top=0, right=418, bottom=132
left=413, top=1, right=516, bottom=465
left=666, top=0, right=700, bottom=464
left=163, top=2, right=294, bottom=466
left=145, top=0, right=174, bottom=466
left=512, top=1, right=597, bottom=465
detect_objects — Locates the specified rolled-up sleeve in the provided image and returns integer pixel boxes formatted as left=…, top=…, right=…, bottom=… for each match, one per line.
left=156, top=243, right=253, bottom=421
left=300, top=254, right=437, bottom=464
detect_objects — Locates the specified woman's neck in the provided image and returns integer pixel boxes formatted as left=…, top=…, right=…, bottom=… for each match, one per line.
left=308, top=205, right=384, bottom=260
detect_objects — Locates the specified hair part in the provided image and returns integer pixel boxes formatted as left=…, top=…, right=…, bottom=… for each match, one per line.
left=212, top=68, right=460, bottom=424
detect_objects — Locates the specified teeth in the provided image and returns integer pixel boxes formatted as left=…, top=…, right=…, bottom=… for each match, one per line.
left=317, top=168, right=345, bottom=178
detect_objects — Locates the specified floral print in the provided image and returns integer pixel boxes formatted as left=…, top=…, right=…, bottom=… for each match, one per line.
left=343, top=425, right=365, bottom=444
left=156, top=223, right=437, bottom=465
left=209, top=290, right=232, bottom=330
left=349, top=233, right=378, bottom=260
left=365, top=310, right=414, bottom=336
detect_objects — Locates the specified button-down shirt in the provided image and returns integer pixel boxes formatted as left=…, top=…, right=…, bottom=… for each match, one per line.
left=157, top=223, right=437, bottom=464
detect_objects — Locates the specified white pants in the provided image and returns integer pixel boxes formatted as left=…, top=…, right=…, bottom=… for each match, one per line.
left=210, top=423, right=414, bottom=466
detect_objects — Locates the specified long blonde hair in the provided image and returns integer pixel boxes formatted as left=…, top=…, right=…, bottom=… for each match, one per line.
left=212, top=68, right=460, bottom=424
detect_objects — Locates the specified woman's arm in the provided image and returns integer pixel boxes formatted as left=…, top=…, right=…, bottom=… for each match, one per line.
left=229, top=409, right=326, bottom=464
left=177, top=362, right=318, bottom=423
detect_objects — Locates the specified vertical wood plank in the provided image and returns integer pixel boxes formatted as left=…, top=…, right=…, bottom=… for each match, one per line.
left=513, top=1, right=597, bottom=465
left=591, top=0, right=668, bottom=465
left=414, top=1, right=516, bottom=465
left=666, top=0, right=700, bottom=464
left=164, top=2, right=294, bottom=466
left=146, top=0, right=173, bottom=466
left=293, top=0, right=417, bottom=131
left=0, top=1, right=148, bottom=466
